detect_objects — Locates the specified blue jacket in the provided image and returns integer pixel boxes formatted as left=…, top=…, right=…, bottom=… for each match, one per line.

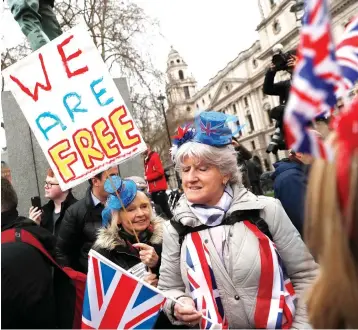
left=272, top=159, right=308, bottom=237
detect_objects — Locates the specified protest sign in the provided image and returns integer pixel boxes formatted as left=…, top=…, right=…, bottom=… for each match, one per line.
left=2, top=25, right=146, bottom=190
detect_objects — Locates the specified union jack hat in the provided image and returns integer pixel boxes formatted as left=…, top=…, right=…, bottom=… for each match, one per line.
left=193, top=111, right=233, bottom=146
left=104, top=175, right=137, bottom=211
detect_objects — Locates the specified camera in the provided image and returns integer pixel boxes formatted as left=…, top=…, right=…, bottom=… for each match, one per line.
left=266, top=127, right=286, bottom=154
left=271, top=44, right=291, bottom=71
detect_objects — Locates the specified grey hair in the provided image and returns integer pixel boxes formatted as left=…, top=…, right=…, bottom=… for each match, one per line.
left=174, top=142, right=241, bottom=184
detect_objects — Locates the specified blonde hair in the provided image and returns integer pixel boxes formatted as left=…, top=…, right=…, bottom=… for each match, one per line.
left=109, top=191, right=153, bottom=232
left=304, top=152, right=358, bottom=328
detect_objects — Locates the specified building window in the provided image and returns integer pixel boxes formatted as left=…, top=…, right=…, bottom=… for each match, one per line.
left=183, top=86, right=190, bottom=99
left=273, top=20, right=281, bottom=34
left=233, top=103, right=237, bottom=114
left=274, top=152, right=280, bottom=162
left=251, top=141, right=256, bottom=150
left=170, top=60, right=174, bottom=65
left=264, top=159, right=270, bottom=171
left=252, top=59, right=258, bottom=68
left=186, top=106, right=191, bottom=112
left=176, top=59, right=180, bottom=63
left=267, top=110, right=273, bottom=125
left=209, top=94, right=212, bottom=99
left=262, top=87, right=267, bottom=98
left=247, top=114, right=254, bottom=132
left=178, top=70, right=184, bottom=80
left=196, top=104, right=199, bottom=109
left=202, top=99, right=205, bottom=105
left=236, top=120, right=242, bottom=137
left=244, top=96, right=249, bottom=108
left=269, top=0, right=276, bottom=7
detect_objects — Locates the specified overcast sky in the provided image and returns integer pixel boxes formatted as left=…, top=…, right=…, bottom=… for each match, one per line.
left=133, top=0, right=261, bottom=88
left=0, top=0, right=262, bottom=148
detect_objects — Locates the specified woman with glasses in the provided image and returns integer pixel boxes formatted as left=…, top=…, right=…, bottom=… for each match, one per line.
left=28, top=168, right=77, bottom=236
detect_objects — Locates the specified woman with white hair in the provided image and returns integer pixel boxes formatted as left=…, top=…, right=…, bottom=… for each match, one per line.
left=158, top=111, right=318, bottom=329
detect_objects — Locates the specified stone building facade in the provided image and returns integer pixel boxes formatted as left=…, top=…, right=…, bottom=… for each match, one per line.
left=165, top=0, right=357, bottom=170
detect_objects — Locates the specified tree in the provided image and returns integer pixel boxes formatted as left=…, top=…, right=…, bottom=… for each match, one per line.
left=55, top=0, right=174, bottom=160
left=1, top=0, right=171, bottom=160
left=1, top=43, right=31, bottom=91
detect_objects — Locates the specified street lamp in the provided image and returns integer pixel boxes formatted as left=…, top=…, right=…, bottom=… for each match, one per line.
left=290, top=0, right=305, bottom=22
left=157, top=94, right=182, bottom=189
left=157, top=94, right=172, bottom=147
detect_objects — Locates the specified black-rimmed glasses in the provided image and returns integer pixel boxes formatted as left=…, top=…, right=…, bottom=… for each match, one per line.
left=45, top=181, right=60, bottom=188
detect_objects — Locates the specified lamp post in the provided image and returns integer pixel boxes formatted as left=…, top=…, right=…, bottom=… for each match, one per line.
left=157, top=94, right=172, bottom=147
left=290, top=0, right=305, bottom=22
left=157, top=94, right=182, bottom=189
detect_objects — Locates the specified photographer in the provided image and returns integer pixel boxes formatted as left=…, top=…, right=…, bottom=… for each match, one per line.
left=263, top=47, right=297, bottom=154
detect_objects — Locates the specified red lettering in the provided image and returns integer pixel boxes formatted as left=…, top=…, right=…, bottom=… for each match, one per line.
left=57, top=35, right=89, bottom=78
left=10, top=53, right=52, bottom=102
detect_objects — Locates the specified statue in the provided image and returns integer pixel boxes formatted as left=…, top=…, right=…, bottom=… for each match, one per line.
left=7, top=0, right=62, bottom=51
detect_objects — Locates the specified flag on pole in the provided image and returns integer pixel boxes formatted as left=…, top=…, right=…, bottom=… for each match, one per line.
left=81, top=250, right=166, bottom=329
left=284, top=0, right=340, bottom=157
left=336, top=15, right=358, bottom=95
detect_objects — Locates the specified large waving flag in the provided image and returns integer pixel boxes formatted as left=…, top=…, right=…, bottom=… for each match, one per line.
left=336, top=15, right=358, bottom=95
left=81, top=250, right=166, bottom=329
left=284, top=0, right=340, bottom=157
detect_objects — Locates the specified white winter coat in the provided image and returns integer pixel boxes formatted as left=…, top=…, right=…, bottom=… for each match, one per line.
left=158, top=184, right=318, bottom=329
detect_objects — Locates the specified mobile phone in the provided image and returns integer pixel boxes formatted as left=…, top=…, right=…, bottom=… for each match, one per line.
left=31, top=196, right=42, bottom=210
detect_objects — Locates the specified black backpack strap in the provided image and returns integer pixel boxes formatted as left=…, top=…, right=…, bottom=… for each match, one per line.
left=171, top=209, right=273, bottom=246
left=170, top=220, right=211, bottom=246
left=228, top=210, right=273, bottom=241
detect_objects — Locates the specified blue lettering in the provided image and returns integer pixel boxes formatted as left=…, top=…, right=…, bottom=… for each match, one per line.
left=90, top=77, right=114, bottom=107
left=63, top=92, right=88, bottom=122
left=35, top=112, right=67, bottom=141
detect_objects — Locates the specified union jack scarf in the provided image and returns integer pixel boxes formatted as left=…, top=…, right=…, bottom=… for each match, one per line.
left=185, top=222, right=296, bottom=329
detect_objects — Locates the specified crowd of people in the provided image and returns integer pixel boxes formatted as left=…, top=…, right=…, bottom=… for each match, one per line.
left=2, top=4, right=358, bottom=325
left=2, top=91, right=357, bottom=328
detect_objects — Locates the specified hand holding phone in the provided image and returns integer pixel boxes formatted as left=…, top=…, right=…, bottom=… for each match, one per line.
left=29, top=196, right=42, bottom=224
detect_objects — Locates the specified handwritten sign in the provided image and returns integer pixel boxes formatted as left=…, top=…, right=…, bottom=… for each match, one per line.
left=2, top=26, right=146, bottom=190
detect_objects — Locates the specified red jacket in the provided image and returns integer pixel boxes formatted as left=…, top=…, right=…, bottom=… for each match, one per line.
left=144, top=151, right=168, bottom=193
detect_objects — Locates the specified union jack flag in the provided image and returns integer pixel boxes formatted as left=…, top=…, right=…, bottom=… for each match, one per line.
left=245, top=221, right=296, bottom=329
left=81, top=250, right=166, bottom=329
left=336, top=15, right=358, bottom=95
left=199, top=120, right=221, bottom=136
left=186, top=232, right=228, bottom=329
left=284, top=0, right=340, bottom=157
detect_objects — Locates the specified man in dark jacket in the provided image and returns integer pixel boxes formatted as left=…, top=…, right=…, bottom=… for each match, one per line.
left=29, top=168, right=77, bottom=236
left=144, top=144, right=173, bottom=219
left=272, top=151, right=312, bottom=237
left=1, top=177, right=57, bottom=329
left=232, top=137, right=252, bottom=188
left=246, top=157, right=263, bottom=195
left=55, top=166, right=119, bottom=273
left=7, top=0, right=62, bottom=51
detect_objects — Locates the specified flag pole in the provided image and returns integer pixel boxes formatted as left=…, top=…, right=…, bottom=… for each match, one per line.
left=105, top=171, right=140, bottom=244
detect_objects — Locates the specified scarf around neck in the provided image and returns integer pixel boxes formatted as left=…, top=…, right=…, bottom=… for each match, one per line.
left=188, top=185, right=233, bottom=226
